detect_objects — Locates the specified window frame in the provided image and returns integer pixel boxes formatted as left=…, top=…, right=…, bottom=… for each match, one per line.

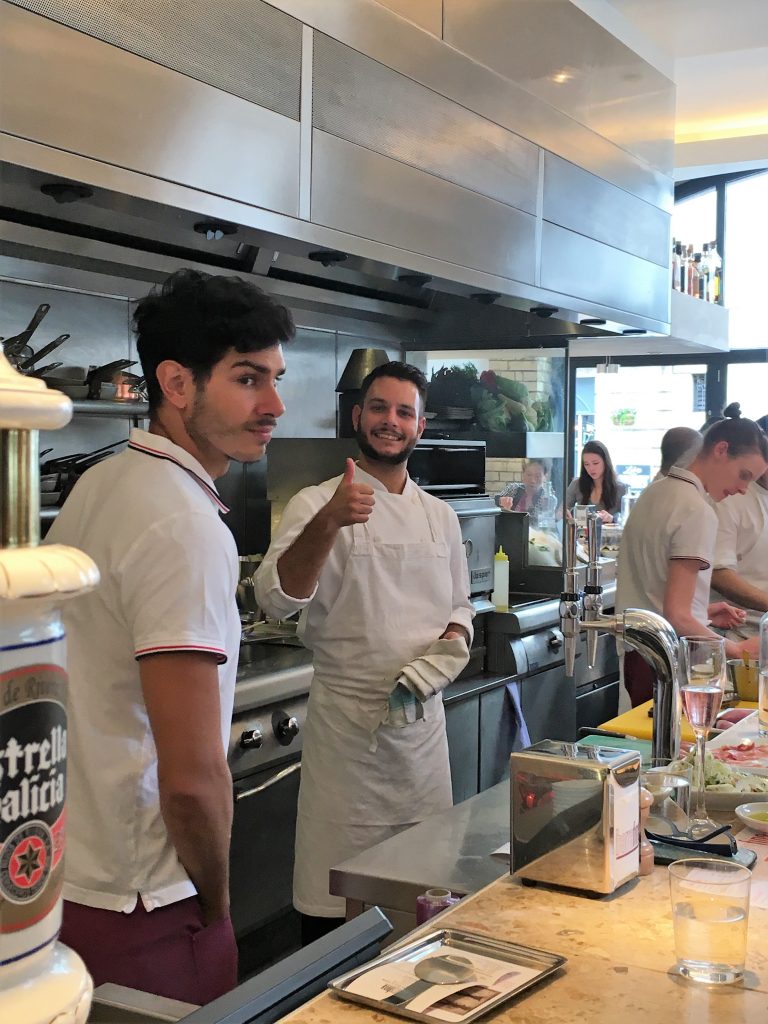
left=566, top=349, right=768, bottom=484
left=674, top=169, right=765, bottom=307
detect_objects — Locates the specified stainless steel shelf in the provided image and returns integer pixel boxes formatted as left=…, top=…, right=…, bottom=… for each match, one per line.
left=71, top=400, right=149, bottom=418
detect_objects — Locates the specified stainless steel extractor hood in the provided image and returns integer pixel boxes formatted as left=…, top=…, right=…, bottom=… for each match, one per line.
left=0, top=0, right=672, bottom=342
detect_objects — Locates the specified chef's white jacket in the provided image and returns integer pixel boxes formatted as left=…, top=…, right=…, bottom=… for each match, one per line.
left=712, top=481, right=768, bottom=632
left=255, top=466, right=473, bottom=644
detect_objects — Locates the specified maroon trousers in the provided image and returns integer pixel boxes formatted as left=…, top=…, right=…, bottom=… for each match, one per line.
left=624, top=649, right=656, bottom=708
left=60, top=896, right=238, bottom=1006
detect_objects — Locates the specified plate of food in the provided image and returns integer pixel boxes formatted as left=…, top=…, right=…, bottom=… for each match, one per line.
left=707, top=711, right=768, bottom=776
left=667, top=748, right=768, bottom=824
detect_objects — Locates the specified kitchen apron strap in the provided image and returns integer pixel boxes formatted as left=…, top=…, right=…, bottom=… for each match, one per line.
left=351, top=483, right=441, bottom=548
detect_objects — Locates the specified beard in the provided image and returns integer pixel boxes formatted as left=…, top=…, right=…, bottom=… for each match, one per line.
left=355, top=423, right=418, bottom=465
left=185, top=386, right=276, bottom=464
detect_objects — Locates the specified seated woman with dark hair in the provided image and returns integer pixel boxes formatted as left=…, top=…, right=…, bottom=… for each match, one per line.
left=496, top=459, right=550, bottom=515
left=564, top=440, right=627, bottom=524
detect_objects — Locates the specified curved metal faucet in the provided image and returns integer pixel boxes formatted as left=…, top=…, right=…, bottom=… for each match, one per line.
left=561, top=514, right=681, bottom=761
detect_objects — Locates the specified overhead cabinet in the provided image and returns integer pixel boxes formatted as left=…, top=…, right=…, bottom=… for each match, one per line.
left=0, top=0, right=674, bottom=334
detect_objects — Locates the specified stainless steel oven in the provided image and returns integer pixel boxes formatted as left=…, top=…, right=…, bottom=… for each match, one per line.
left=228, top=668, right=310, bottom=977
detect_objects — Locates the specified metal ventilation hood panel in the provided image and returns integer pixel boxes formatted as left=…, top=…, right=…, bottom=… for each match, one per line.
left=0, top=160, right=634, bottom=347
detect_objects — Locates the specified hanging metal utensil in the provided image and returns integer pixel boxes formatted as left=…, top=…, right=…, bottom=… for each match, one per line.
left=28, top=362, right=64, bottom=378
left=3, top=304, right=51, bottom=356
left=18, top=333, right=71, bottom=371
left=85, top=359, right=136, bottom=400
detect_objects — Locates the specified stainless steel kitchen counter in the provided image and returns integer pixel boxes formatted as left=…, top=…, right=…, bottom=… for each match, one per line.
left=235, top=644, right=314, bottom=712
left=329, top=781, right=509, bottom=937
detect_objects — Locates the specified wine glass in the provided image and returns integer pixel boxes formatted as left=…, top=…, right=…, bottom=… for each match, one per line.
left=679, top=636, right=727, bottom=837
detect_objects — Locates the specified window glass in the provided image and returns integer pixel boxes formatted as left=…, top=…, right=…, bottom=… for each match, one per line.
left=726, top=362, right=768, bottom=423
left=725, top=171, right=768, bottom=349
left=672, top=189, right=716, bottom=254
left=574, top=364, right=706, bottom=489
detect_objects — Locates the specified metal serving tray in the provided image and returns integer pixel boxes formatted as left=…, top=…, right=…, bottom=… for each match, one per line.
left=328, top=927, right=566, bottom=1022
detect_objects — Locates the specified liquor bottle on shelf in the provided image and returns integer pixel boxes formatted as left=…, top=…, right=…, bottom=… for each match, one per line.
left=696, top=253, right=707, bottom=299
left=709, top=241, right=723, bottom=303
left=680, top=244, right=689, bottom=293
left=690, top=253, right=701, bottom=299
left=701, top=243, right=711, bottom=301
left=686, top=244, right=695, bottom=294
left=671, top=239, right=681, bottom=291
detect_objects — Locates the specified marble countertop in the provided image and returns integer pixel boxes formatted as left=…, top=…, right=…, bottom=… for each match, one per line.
left=277, top=865, right=768, bottom=1022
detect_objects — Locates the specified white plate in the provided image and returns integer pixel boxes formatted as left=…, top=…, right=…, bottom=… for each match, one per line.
left=704, top=790, right=768, bottom=828
left=707, top=712, right=768, bottom=776
left=735, top=803, right=768, bottom=834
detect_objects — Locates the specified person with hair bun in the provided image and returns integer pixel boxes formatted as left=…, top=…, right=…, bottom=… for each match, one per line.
left=617, top=416, right=768, bottom=706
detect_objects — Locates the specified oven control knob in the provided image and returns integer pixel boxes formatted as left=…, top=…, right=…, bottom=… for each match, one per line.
left=274, top=715, right=300, bottom=744
left=239, top=727, right=264, bottom=750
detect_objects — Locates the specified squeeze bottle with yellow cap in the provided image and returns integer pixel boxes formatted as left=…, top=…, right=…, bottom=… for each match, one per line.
left=492, top=546, right=509, bottom=612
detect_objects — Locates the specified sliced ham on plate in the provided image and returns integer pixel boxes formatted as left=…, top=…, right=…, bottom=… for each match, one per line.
left=711, top=741, right=768, bottom=769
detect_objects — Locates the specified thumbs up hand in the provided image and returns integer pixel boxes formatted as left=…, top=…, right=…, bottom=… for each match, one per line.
left=323, top=458, right=375, bottom=527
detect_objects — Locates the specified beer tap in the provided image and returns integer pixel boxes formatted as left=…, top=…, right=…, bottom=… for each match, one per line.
left=559, top=518, right=581, bottom=677
left=559, top=509, right=682, bottom=762
left=583, top=510, right=603, bottom=668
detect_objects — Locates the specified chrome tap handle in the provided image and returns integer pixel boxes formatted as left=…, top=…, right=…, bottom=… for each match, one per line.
left=583, top=512, right=604, bottom=667
left=560, top=518, right=581, bottom=676
left=586, top=512, right=602, bottom=587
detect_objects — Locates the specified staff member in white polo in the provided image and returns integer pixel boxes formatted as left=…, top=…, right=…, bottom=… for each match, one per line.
left=711, top=466, right=768, bottom=639
left=616, top=417, right=767, bottom=706
left=255, top=362, right=473, bottom=943
left=47, top=269, right=292, bottom=1004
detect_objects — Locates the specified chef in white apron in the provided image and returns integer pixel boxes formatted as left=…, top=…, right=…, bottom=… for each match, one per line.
left=711, top=469, right=768, bottom=639
left=254, top=362, right=473, bottom=939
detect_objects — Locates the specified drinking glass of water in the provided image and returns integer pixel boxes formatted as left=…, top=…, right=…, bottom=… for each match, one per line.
left=669, top=859, right=751, bottom=984
left=679, top=636, right=726, bottom=836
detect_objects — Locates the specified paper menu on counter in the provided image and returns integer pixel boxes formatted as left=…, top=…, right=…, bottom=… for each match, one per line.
left=344, top=943, right=540, bottom=1022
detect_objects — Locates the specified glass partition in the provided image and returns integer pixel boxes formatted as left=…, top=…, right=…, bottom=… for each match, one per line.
left=410, top=347, right=567, bottom=568
left=573, top=363, right=707, bottom=489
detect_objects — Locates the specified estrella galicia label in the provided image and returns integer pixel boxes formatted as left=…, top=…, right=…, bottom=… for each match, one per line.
left=0, top=664, right=67, bottom=931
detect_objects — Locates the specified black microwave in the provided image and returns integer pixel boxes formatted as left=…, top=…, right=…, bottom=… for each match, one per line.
left=408, top=440, right=486, bottom=497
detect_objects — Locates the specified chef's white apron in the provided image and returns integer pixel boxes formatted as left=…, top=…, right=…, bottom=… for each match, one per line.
left=293, top=488, right=455, bottom=916
left=724, top=493, right=768, bottom=639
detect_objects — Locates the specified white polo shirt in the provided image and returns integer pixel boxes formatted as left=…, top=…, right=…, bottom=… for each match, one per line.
left=616, top=466, right=717, bottom=626
left=46, top=428, right=240, bottom=913
left=712, top=481, right=768, bottom=632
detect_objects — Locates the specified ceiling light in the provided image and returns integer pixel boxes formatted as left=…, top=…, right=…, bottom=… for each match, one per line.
left=551, top=70, right=573, bottom=85
left=40, top=182, right=94, bottom=204
left=193, top=220, right=237, bottom=241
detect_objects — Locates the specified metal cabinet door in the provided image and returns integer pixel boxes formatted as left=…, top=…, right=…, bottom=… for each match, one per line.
left=444, top=695, right=480, bottom=804
left=478, top=682, right=528, bottom=792
left=521, top=668, right=578, bottom=744
left=229, top=759, right=302, bottom=940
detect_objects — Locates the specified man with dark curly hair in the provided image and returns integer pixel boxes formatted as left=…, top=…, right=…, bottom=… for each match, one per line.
left=47, top=269, right=292, bottom=1003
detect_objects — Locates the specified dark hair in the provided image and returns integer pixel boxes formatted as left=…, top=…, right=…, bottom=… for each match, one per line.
left=133, top=269, right=294, bottom=410
left=701, top=416, right=768, bottom=460
left=525, top=458, right=550, bottom=475
left=660, top=426, right=702, bottom=474
left=724, top=401, right=742, bottom=418
left=577, top=440, right=619, bottom=510
left=358, top=361, right=428, bottom=411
